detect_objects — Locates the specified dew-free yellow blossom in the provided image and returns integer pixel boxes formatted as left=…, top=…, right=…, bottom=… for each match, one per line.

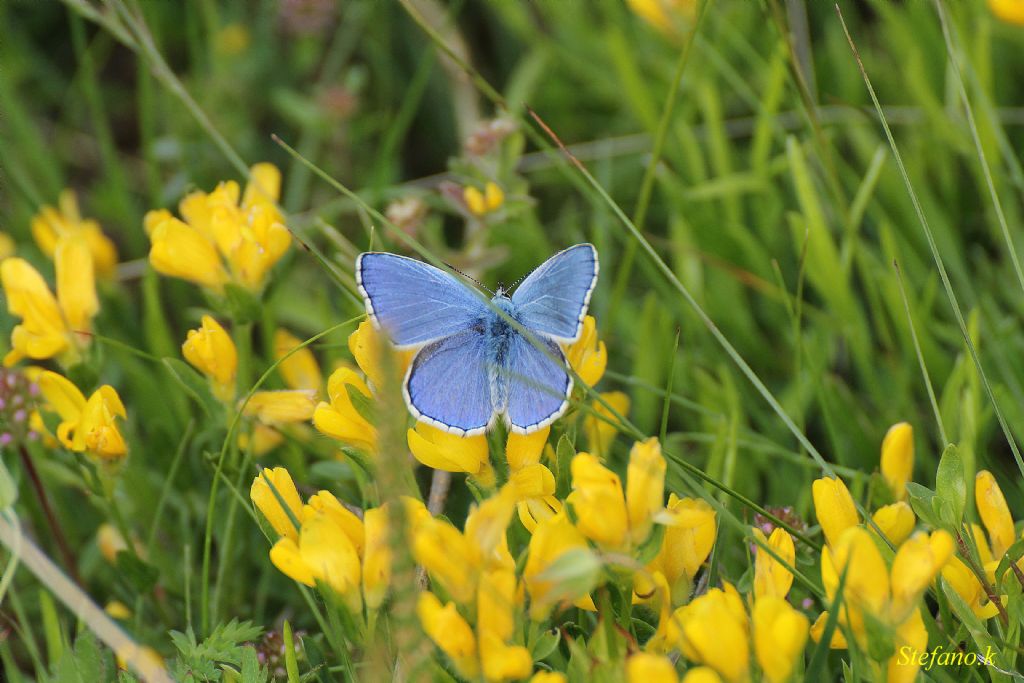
left=505, top=427, right=549, bottom=470
left=146, top=163, right=290, bottom=292
left=585, top=391, right=630, bottom=457
left=269, top=503, right=363, bottom=613
left=880, top=422, right=913, bottom=501
left=510, top=464, right=556, bottom=499
left=681, top=669, right=722, bottom=683
left=644, top=494, right=716, bottom=606
left=478, top=568, right=533, bottom=681
left=418, top=591, right=479, bottom=678
left=182, top=315, right=237, bottom=401
left=627, top=0, right=696, bottom=35
left=889, top=531, right=954, bottom=622
left=464, top=182, right=505, bottom=216
left=97, top=523, right=128, bottom=563
left=976, top=470, right=1015, bottom=559
left=990, top=0, right=1024, bottom=25
left=753, top=527, right=795, bottom=600
left=312, top=365, right=377, bottom=453
left=105, top=600, right=132, bottom=620
left=274, top=328, right=322, bottom=391
left=626, top=653, right=678, bottom=683
left=871, top=501, right=915, bottom=546
left=242, top=390, right=317, bottom=424
left=517, top=495, right=562, bottom=534
left=0, top=233, right=14, bottom=261
left=564, top=316, right=606, bottom=388
left=414, top=516, right=481, bottom=605
left=887, top=607, right=928, bottom=683
left=408, top=422, right=493, bottom=484
left=32, top=190, right=118, bottom=277
left=812, top=476, right=859, bottom=547
left=529, top=673, right=568, bottom=683
left=250, top=467, right=304, bottom=542
left=523, top=511, right=596, bottom=619
left=363, top=497, right=430, bottom=609
left=304, top=490, right=365, bottom=556
left=2, top=236, right=98, bottom=366
left=348, top=319, right=413, bottom=391
left=36, top=370, right=126, bottom=460
left=626, top=437, right=665, bottom=545
left=941, top=556, right=1002, bottom=620
left=752, top=595, right=809, bottom=683
left=672, top=583, right=749, bottom=683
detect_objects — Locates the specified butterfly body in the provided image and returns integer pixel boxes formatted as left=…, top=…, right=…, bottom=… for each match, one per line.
left=356, top=244, right=598, bottom=436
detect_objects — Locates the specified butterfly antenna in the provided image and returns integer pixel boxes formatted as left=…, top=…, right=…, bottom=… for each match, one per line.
left=508, top=265, right=538, bottom=290
left=444, top=262, right=494, bottom=295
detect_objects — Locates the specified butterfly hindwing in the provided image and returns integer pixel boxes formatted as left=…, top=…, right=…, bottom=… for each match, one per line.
left=510, top=243, right=598, bottom=342
left=357, top=253, right=488, bottom=348
left=503, top=331, right=572, bottom=434
left=404, top=328, right=494, bottom=436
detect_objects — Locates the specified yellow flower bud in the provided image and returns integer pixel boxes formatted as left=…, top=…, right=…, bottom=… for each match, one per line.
left=270, top=508, right=362, bottom=613
left=880, top=422, right=914, bottom=501
left=568, top=453, right=628, bottom=549
left=941, top=556, right=1002, bottom=620
left=505, top=427, right=549, bottom=471
left=530, top=673, right=568, bottom=683
left=585, top=391, right=630, bottom=458
left=753, top=595, right=809, bottom=683
left=649, top=494, right=716, bottom=605
left=417, top=591, right=479, bottom=678
left=313, top=366, right=377, bottom=453
left=626, top=653, right=678, bottom=683
left=675, top=584, right=749, bottom=683
left=182, top=316, right=237, bottom=401
left=464, top=181, right=504, bottom=216
left=243, top=389, right=317, bottom=424
left=97, top=523, right=128, bottom=564
left=523, top=512, right=596, bottom=619
left=274, top=328, right=322, bottom=391
left=564, top=316, right=606, bottom=387
left=976, top=470, right=1015, bottom=558
left=250, top=467, right=304, bottom=541
left=0, top=232, right=14, bottom=261
left=626, top=437, right=666, bottom=545
left=871, top=502, right=916, bottom=546
left=812, top=476, right=859, bottom=547
left=990, top=0, right=1024, bottom=25
left=105, top=600, right=132, bottom=620
left=408, top=422, right=492, bottom=482
left=753, top=527, right=795, bottom=600
left=681, top=668, right=723, bottom=683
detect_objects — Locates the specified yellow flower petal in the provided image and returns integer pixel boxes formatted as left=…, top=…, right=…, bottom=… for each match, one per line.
left=880, top=422, right=914, bottom=501
left=274, top=328, right=322, bottom=391
left=250, top=467, right=304, bottom=542
left=812, top=476, right=860, bottom=547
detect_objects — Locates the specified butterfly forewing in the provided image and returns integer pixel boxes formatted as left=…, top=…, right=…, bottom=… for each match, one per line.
left=357, top=253, right=488, bottom=348
left=510, top=244, right=598, bottom=342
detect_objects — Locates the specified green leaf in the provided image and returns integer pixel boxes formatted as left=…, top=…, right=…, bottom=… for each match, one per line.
left=905, top=482, right=939, bottom=528
left=0, top=458, right=18, bottom=510
left=72, top=631, right=104, bottom=683
left=633, top=523, right=666, bottom=566
left=344, top=383, right=375, bottom=423
left=934, top=444, right=966, bottom=529
left=554, top=434, right=575, bottom=498
left=222, top=283, right=262, bottom=324
left=238, top=646, right=269, bottom=683
left=529, top=628, right=561, bottom=661
left=162, top=358, right=221, bottom=418
left=115, top=551, right=159, bottom=593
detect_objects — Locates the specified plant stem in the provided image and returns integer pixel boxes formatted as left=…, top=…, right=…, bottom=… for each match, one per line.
left=16, top=446, right=80, bottom=587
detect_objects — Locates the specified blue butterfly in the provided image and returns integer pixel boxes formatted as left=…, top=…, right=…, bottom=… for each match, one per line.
left=356, top=244, right=599, bottom=436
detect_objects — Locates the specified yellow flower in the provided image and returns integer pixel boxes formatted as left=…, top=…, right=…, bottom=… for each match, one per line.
left=752, top=596, right=809, bottom=683
left=645, top=494, right=716, bottom=606
left=976, top=470, right=1015, bottom=558
left=348, top=319, right=413, bottom=391
left=564, top=316, right=606, bottom=387
left=753, top=527, right=795, bottom=600
left=887, top=607, right=927, bottom=683
left=478, top=568, right=532, bottom=681
left=517, top=495, right=562, bottom=534
left=510, top=464, right=556, bottom=500
left=417, top=591, right=479, bottom=678
left=97, top=523, right=128, bottom=563
left=182, top=316, right=237, bottom=401
left=147, top=163, right=290, bottom=292
left=808, top=611, right=847, bottom=649
left=269, top=503, right=363, bottom=613
left=105, top=601, right=132, bottom=620
left=880, top=422, right=913, bottom=501
left=871, top=502, right=915, bottom=546
left=464, top=181, right=505, bottom=216
left=523, top=512, right=597, bottom=619
left=812, top=476, right=859, bottom=547
left=505, top=427, right=549, bottom=471
left=312, top=366, right=376, bottom=453
left=673, top=584, right=749, bottom=683
left=1, top=236, right=98, bottom=366
left=627, top=0, right=696, bottom=34
left=626, top=653, right=678, bottom=683
left=250, top=467, right=304, bottom=542
left=304, top=490, right=364, bottom=556
left=626, top=437, right=665, bottom=545
left=362, top=497, right=430, bottom=610
left=941, top=556, right=1002, bottom=620
left=274, top=328, right=322, bottom=391
left=215, top=23, right=250, bottom=55
left=36, top=371, right=126, bottom=461
left=465, top=485, right=519, bottom=570
left=242, top=390, right=317, bottom=424
left=31, top=190, right=118, bottom=277
left=568, top=453, right=628, bottom=549
left=0, top=233, right=14, bottom=261
left=529, top=673, right=567, bottom=683
left=414, top=516, right=481, bottom=605
left=408, top=422, right=493, bottom=484
left=585, top=391, right=630, bottom=458
left=681, top=669, right=722, bottom=683
left=990, top=0, right=1024, bottom=25
left=820, top=527, right=888, bottom=646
